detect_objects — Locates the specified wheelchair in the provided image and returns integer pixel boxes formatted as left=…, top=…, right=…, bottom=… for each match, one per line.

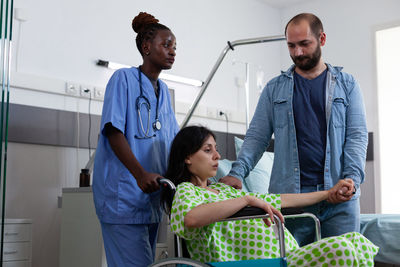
left=150, top=178, right=321, bottom=267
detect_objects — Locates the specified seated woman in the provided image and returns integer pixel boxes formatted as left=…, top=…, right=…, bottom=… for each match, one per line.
left=165, top=126, right=378, bottom=267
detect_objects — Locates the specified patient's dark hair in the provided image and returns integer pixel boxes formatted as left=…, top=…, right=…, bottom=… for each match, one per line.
left=284, top=13, right=324, bottom=39
left=165, top=126, right=216, bottom=186
left=132, top=12, right=170, bottom=55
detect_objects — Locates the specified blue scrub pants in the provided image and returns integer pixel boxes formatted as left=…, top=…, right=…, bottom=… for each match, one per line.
left=285, top=184, right=360, bottom=247
left=101, top=222, right=159, bottom=267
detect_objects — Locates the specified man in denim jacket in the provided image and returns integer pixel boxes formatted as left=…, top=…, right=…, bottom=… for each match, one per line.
left=220, top=13, right=368, bottom=246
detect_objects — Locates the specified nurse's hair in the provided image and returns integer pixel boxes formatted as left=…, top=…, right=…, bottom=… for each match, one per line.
left=284, top=13, right=324, bottom=39
left=132, top=12, right=170, bottom=56
left=165, top=126, right=216, bottom=186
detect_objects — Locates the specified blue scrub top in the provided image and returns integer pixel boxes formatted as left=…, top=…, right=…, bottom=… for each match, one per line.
left=93, top=67, right=179, bottom=224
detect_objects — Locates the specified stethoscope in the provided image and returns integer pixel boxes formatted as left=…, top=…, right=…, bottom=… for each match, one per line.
left=134, top=67, right=161, bottom=139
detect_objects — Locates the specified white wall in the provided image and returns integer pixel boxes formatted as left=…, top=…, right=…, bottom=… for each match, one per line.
left=280, top=0, right=400, bottom=213
left=13, top=0, right=283, bottom=130
left=7, top=1, right=282, bottom=266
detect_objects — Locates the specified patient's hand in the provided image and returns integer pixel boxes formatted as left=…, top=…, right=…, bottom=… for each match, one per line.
left=219, top=176, right=242, bottom=189
left=246, top=195, right=284, bottom=227
left=327, top=178, right=355, bottom=204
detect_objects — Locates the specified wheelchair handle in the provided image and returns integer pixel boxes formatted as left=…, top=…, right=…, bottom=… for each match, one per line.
left=157, top=177, right=176, bottom=191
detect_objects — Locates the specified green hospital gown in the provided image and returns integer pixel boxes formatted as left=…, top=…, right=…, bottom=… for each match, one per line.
left=170, top=182, right=378, bottom=266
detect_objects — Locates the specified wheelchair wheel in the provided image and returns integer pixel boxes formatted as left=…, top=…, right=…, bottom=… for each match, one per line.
left=150, top=257, right=210, bottom=267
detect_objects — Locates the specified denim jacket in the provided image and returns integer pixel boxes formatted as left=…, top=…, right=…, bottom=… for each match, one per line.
left=229, top=64, right=368, bottom=196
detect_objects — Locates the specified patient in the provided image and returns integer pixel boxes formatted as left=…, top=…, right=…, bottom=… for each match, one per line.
left=166, top=126, right=378, bottom=266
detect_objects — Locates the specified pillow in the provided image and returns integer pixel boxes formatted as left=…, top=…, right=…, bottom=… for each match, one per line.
left=234, top=137, right=274, bottom=194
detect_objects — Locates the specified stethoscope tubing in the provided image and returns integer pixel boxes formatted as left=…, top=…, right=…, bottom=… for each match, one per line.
left=135, top=67, right=161, bottom=139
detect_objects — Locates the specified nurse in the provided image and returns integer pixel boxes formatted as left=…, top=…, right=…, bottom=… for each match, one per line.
left=92, top=12, right=179, bottom=267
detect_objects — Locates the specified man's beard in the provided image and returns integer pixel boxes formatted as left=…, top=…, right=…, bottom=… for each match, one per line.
left=291, top=45, right=321, bottom=71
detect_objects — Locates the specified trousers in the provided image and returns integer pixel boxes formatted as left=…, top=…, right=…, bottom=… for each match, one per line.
left=285, top=184, right=360, bottom=247
left=101, top=222, right=159, bottom=267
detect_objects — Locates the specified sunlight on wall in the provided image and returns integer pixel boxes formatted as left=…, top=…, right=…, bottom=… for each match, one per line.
left=376, top=25, right=400, bottom=214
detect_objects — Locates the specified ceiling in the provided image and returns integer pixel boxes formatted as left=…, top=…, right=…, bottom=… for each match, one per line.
left=261, top=0, right=315, bottom=8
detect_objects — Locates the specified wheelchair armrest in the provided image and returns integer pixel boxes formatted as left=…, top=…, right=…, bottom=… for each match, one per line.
left=227, top=207, right=305, bottom=218
left=284, top=212, right=322, bottom=241
left=227, top=206, right=265, bottom=219
left=225, top=206, right=321, bottom=242
left=281, top=207, right=304, bottom=215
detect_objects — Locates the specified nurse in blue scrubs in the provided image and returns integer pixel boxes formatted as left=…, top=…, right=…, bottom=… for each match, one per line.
left=92, top=12, right=179, bottom=267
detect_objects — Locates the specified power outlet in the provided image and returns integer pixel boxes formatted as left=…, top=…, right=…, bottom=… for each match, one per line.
left=217, top=109, right=226, bottom=118
left=217, top=109, right=233, bottom=121
left=80, top=85, right=93, bottom=98
left=65, top=82, right=79, bottom=96
left=93, top=88, right=104, bottom=100
left=206, top=107, right=217, bottom=119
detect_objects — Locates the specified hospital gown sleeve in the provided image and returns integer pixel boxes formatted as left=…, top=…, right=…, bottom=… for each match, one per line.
left=214, top=183, right=281, bottom=210
left=170, top=182, right=206, bottom=240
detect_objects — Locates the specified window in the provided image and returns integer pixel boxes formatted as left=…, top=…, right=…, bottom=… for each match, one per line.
left=376, top=25, right=400, bottom=214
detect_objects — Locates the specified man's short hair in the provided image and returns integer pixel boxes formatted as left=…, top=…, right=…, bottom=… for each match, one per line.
left=285, top=13, right=324, bottom=39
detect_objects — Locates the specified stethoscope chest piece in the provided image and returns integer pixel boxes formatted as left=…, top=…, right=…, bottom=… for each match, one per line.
left=135, top=67, right=161, bottom=139
left=153, top=119, right=162, bottom=131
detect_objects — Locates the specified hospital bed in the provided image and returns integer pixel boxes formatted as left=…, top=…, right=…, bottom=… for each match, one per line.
left=150, top=178, right=321, bottom=267
left=360, top=214, right=400, bottom=266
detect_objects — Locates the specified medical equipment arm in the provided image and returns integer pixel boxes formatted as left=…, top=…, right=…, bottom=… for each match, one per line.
left=180, top=35, right=285, bottom=128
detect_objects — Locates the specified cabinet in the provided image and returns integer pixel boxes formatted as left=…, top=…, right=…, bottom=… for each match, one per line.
left=2, top=219, right=32, bottom=267
left=59, top=187, right=106, bottom=267
left=59, top=187, right=174, bottom=266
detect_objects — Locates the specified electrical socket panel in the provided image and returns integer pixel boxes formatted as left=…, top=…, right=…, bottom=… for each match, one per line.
left=217, top=109, right=240, bottom=123
left=225, top=110, right=233, bottom=120
left=206, top=107, right=217, bottom=119
left=80, top=85, right=94, bottom=98
left=94, top=88, right=104, bottom=100
left=193, top=105, right=207, bottom=117
left=65, top=82, right=79, bottom=96
left=217, top=109, right=226, bottom=118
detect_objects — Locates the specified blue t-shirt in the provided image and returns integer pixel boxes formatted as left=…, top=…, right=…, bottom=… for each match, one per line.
left=293, top=69, right=327, bottom=186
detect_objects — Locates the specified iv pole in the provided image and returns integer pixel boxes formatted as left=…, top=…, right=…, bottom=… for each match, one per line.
left=180, top=35, right=286, bottom=128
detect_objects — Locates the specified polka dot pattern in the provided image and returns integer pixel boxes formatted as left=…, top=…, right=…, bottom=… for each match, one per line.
left=170, top=182, right=379, bottom=265
left=286, top=233, right=378, bottom=267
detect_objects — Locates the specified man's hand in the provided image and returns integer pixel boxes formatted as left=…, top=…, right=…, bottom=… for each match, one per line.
left=136, top=171, right=161, bottom=193
left=219, top=176, right=243, bottom=189
left=327, top=178, right=355, bottom=204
